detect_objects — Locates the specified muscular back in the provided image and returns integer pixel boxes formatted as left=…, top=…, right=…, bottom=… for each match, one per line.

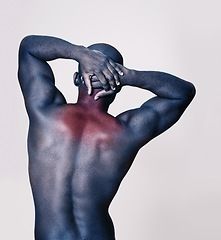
left=28, top=104, right=138, bottom=239
left=18, top=35, right=195, bottom=240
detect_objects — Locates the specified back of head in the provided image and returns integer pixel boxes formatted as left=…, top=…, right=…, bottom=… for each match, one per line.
left=88, top=43, right=123, bottom=65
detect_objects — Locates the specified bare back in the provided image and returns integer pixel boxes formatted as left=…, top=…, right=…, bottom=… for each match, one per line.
left=18, top=35, right=195, bottom=240
left=28, top=104, right=138, bottom=239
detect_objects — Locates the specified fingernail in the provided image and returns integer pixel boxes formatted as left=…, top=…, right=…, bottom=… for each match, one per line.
left=112, top=87, right=116, bottom=90
left=120, top=72, right=124, bottom=76
left=94, top=96, right=99, bottom=100
left=117, top=82, right=120, bottom=85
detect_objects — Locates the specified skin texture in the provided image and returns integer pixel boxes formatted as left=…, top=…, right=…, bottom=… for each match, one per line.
left=18, top=35, right=196, bottom=240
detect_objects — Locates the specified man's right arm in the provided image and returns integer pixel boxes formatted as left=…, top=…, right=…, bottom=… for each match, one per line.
left=104, top=67, right=196, bottom=147
left=18, top=35, right=122, bottom=117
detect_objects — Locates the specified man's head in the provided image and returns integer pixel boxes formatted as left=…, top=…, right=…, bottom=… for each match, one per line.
left=74, top=43, right=123, bottom=105
left=88, top=43, right=123, bottom=104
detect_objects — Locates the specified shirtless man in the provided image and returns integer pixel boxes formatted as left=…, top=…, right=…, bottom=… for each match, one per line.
left=18, top=35, right=195, bottom=240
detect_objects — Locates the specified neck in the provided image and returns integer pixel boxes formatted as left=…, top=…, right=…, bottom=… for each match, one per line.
left=76, top=85, right=110, bottom=113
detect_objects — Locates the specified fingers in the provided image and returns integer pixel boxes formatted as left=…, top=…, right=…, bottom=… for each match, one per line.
left=90, top=75, right=99, bottom=81
left=95, top=72, right=109, bottom=91
left=94, top=89, right=114, bottom=101
left=79, top=50, right=124, bottom=95
left=82, top=73, right=92, bottom=95
left=108, top=61, right=124, bottom=87
left=109, top=60, right=124, bottom=78
left=106, top=63, right=119, bottom=88
left=92, top=51, right=123, bottom=89
left=91, top=80, right=103, bottom=89
left=102, top=68, right=116, bottom=91
left=97, top=63, right=123, bottom=91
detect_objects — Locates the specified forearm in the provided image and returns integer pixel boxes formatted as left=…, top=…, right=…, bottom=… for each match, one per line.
left=121, top=69, right=196, bottom=100
left=19, top=35, right=87, bottom=62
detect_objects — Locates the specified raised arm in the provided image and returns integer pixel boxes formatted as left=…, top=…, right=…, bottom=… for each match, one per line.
left=18, top=35, right=122, bottom=117
left=95, top=66, right=196, bottom=147
left=120, top=68, right=196, bottom=146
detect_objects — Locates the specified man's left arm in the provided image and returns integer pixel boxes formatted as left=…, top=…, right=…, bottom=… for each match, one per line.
left=94, top=66, right=196, bottom=146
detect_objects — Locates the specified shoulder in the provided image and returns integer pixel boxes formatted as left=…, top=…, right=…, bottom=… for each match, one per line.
left=116, top=105, right=159, bottom=147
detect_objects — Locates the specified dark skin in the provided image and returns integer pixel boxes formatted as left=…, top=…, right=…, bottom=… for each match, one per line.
left=18, top=35, right=195, bottom=240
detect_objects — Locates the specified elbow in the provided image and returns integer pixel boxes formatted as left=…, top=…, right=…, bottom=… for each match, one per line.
left=181, top=81, right=196, bottom=104
left=19, top=35, right=36, bottom=52
left=186, top=82, right=196, bottom=100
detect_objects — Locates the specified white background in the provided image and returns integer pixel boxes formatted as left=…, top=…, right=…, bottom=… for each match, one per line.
left=1, top=0, right=220, bottom=239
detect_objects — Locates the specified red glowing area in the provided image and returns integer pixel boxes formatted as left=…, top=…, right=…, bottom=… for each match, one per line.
left=56, top=105, right=123, bottom=143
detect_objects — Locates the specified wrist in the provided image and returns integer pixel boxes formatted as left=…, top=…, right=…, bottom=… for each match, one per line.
left=70, top=45, right=87, bottom=62
left=120, top=68, right=136, bottom=86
